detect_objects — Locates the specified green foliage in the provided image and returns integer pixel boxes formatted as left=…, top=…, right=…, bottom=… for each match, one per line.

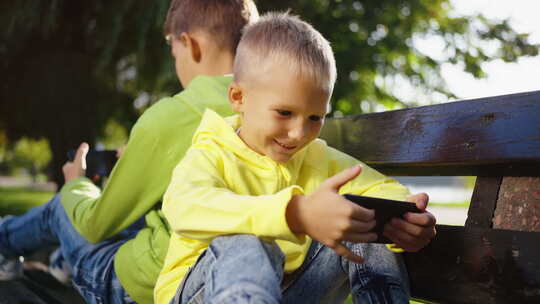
left=100, top=119, right=129, bottom=150
left=461, top=176, right=477, bottom=189
left=10, top=137, right=52, bottom=177
left=257, top=0, right=539, bottom=113
left=0, top=131, right=7, bottom=164
left=0, top=0, right=538, bottom=182
left=0, top=187, right=54, bottom=216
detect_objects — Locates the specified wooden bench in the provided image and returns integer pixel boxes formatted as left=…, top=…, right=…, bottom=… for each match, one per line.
left=320, top=90, right=540, bottom=303
left=5, top=91, right=538, bottom=303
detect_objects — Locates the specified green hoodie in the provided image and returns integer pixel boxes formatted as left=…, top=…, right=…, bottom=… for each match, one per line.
left=60, top=75, right=234, bottom=304
left=156, top=109, right=410, bottom=303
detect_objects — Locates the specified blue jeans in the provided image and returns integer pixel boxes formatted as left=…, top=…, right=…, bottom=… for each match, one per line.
left=172, top=234, right=410, bottom=304
left=0, top=194, right=140, bottom=304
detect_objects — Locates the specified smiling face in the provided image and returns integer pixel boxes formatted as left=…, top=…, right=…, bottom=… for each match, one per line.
left=229, top=63, right=331, bottom=163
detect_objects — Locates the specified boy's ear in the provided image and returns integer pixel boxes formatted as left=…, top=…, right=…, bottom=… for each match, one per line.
left=228, top=82, right=244, bottom=113
left=180, top=32, right=202, bottom=63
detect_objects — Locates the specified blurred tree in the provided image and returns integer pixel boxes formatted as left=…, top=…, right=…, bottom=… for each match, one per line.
left=1, top=0, right=538, bottom=184
left=100, top=119, right=129, bottom=150
left=0, top=131, right=7, bottom=174
left=11, top=137, right=52, bottom=183
left=0, top=1, right=174, bottom=184
left=256, top=0, right=539, bottom=113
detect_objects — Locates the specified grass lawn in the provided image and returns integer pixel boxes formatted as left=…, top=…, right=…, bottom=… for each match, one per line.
left=0, top=187, right=54, bottom=216
left=428, top=201, right=470, bottom=208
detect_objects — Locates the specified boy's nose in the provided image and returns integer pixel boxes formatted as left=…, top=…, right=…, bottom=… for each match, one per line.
left=288, top=124, right=308, bottom=140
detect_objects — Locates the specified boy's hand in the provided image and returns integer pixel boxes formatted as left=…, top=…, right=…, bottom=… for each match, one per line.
left=286, top=166, right=377, bottom=264
left=116, top=145, right=127, bottom=158
left=383, top=193, right=437, bottom=252
left=62, top=142, right=89, bottom=183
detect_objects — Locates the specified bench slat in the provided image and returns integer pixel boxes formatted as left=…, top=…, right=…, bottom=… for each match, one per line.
left=404, top=225, right=540, bottom=304
left=320, top=90, right=540, bottom=176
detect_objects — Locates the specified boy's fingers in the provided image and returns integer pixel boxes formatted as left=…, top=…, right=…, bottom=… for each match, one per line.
left=331, top=243, right=364, bottom=264
left=406, top=192, right=429, bottom=210
left=386, top=218, right=436, bottom=240
left=383, top=225, right=429, bottom=252
left=75, top=142, right=89, bottom=170
left=403, top=211, right=436, bottom=227
left=347, top=218, right=377, bottom=233
left=323, top=165, right=362, bottom=191
left=348, top=202, right=375, bottom=222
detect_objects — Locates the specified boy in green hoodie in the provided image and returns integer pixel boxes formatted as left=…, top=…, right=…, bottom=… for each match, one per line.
left=0, top=1, right=258, bottom=303
left=158, top=12, right=437, bottom=304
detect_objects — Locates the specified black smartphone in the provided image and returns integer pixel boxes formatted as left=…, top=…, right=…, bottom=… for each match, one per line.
left=343, top=194, right=423, bottom=243
left=67, top=149, right=117, bottom=180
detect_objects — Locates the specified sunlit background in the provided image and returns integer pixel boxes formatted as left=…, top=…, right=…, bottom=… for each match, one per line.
left=399, top=0, right=539, bottom=225
left=1, top=1, right=538, bottom=224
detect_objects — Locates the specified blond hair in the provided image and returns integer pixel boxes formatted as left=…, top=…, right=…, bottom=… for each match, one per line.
left=234, top=12, right=336, bottom=93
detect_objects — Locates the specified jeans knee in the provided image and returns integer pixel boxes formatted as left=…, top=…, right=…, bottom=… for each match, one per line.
left=210, top=282, right=280, bottom=304
left=211, top=235, right=283, bottom=263
left=208, top=235, right=285, bottom=283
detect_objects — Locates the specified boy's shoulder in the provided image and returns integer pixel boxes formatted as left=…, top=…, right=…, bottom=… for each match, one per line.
left=135, top=75, right=234, bottom=132
left=134, top=95, right=192, bottom=132
left=303, top=138, right=360, bottom=172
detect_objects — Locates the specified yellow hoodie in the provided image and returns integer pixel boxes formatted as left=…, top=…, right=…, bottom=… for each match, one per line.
left=155, top=109, right=410, bottom=303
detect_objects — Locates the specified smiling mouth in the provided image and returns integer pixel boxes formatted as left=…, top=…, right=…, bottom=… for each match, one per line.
left=274, top=139, right=297, bottom=150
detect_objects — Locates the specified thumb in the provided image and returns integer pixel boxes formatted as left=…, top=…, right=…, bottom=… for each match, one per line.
left=407, top=192, right=429, bottom=211
left=74, top=142, right=89, bottom=170
left=323, top=165, right=362, bottom=192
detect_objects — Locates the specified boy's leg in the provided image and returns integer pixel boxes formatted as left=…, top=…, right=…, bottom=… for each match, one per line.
left=0, top=195, right=65, bottom=258
left=171, top=234, right=284, bottom=304
left=282, top=241, right=410, bottom=304
left=0, top=194, right=136, bottom=304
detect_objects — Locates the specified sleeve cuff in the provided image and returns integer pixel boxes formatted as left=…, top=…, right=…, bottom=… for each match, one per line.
left=253, top=185, right=306, bottom=244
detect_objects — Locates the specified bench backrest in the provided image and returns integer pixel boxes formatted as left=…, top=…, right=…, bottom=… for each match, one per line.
left=320, top=90, right=540, bottom=303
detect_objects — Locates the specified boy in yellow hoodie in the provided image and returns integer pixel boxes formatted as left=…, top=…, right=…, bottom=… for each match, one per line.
left=157, top=12, right=437, bottom=304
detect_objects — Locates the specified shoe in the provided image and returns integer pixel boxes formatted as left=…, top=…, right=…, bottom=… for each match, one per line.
left=0, top=216, right=23, bottom=280
left=48, top=248, right=72, bottom=285
left=0, top=253, right=23, bottom=280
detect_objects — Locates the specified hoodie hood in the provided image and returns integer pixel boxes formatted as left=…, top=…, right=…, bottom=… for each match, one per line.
left=191, top=109, right=318, bottom=183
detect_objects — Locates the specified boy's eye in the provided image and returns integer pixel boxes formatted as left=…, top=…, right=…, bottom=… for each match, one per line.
left=309, top=115, right=322, bottom=122
left=276, top=110, right=292, bottom=116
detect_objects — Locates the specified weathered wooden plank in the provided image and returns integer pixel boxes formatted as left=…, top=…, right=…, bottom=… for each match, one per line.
left=404, top=225, right=540, bottom=304
left=23, top=270, right=85, bottom=304
left=0, top=280, right=49, bottom=304
left=493, top=177, right=540, bottom=232
left=465, top=176, right=502, bottom=228
left=0, top=270, right=84, bottom=304
left=359, top=163, right=540, bottom=177
left=320, top=90, right=540, bottom=176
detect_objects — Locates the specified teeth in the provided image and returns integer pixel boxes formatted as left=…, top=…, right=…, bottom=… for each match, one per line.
left=276, top=140, right=296, bottom=149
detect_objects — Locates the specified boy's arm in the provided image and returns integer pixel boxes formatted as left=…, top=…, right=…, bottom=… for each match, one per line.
left=163, top=148, right=304, bottom=244
left=285, top=165, right=378, bottom=263
left=60, top=101, right=199, bottom=243
left=328, top=147, right=436, bottom=251
left=320, top=145, right=409, bottom=200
